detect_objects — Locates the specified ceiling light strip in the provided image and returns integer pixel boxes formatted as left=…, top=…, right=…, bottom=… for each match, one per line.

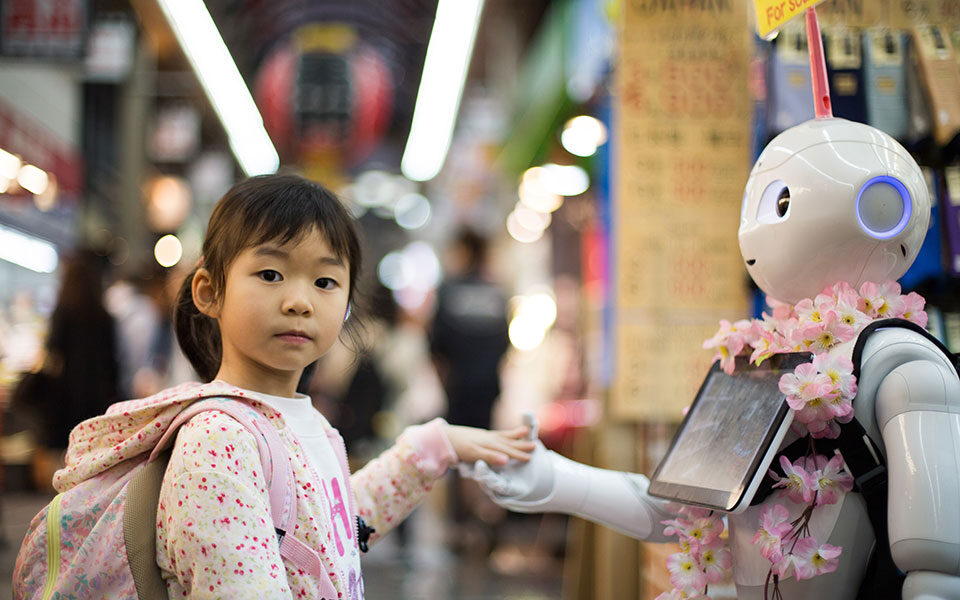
left=155, top=0, right=279, bottom=176
left=401, top=0, right=484, bottom=182
left=0, top=224, right=59, bottom=273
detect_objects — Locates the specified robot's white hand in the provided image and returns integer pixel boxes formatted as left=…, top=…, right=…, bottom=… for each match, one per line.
left=460, top=439, right=556, bottom=510
left=461, top=414, right=678, bottom=541
left=460, top=412, right=558, bottom=510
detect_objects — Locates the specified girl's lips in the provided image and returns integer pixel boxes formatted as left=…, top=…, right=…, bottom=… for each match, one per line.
left=276, top=332, right=311, bottom=344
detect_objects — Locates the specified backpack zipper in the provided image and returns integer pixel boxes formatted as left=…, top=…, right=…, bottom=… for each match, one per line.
left=41, top=493, right=64, bottom=600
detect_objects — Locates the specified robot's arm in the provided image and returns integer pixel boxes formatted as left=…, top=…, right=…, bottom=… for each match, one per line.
left=874, top=357, right=960, bottom=598
left=464, top=439, right=677, bottom=543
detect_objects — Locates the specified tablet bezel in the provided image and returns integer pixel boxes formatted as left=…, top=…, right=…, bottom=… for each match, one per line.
left=647, top=352, right=810, bottom=513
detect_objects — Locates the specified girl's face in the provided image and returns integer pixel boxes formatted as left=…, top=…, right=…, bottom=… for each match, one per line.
left=209, top=227, right=350, bottom=395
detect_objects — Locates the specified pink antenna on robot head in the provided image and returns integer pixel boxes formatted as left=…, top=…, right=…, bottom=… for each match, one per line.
left=806, top=7, right=832, bottom=119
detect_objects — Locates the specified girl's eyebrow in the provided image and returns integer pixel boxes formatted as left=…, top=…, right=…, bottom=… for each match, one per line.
left=253, top=245, right=344, bottom=267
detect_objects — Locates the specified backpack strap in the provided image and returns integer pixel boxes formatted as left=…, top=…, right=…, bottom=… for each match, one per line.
left=146, top=398, right=325, bottom=576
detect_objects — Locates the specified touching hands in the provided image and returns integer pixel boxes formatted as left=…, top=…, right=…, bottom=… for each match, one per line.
left=442, top=423, right=537, bottom=466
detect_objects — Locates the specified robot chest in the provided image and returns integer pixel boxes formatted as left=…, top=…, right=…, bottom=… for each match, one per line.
left=725, top=491, right=874, bottom=597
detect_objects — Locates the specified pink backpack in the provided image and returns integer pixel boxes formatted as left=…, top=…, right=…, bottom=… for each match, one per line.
left=13, top=394, right=327, bottom=599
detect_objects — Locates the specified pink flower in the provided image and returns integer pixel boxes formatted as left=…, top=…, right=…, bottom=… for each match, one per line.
left=751, top=504, right=792, bottom=562
left=829, top=281, right=857, bottom=298
left=770, top=455, right=817, bottom=504
left=807, top=454, right=854, bottom=506
left=779, top=363, right=832, bottom=402
left=795, top=294, right=837, bottom=326
left=666, top=551, right=706, bottom=591
left=808, top=418, right=841, bottom=440
left=791, top=536, right=842, bottom=580
left=813, top=353, right=857, bottom=399
left=806, top=314, right=856, bottom=353
left=860, top=281, right=905, bottom=319
left=834, top=290, right=871, bottom=331
left=780, top=319, right=823, bottom=351
left=703, top=320, right=746, bottom=374
left=662, top=516, right=695, bottom=539
left=900, top=292, right=928, bottom=327
left=826, top=394, right=854, bottom=420
left=767, top=297, right=796, bottom=321
left=662, top=513, right=723, bottom=547
left=700, top=545, right=732, bottom=583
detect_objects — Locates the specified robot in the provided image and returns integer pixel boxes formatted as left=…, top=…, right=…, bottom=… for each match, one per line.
left=465, top=15, right=960, bottom=598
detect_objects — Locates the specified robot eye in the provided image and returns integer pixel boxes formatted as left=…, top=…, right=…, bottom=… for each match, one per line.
left=776, top=188, right=790, bottom=217
left=856, top=176, right=912, bottom=239
left=757, top=180, right=791, bottom=223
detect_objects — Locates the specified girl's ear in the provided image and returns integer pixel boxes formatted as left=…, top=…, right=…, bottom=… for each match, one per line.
left=191, top=267, right=220, bottom=318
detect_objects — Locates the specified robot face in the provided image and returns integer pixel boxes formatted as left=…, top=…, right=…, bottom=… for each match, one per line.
left=738, top=118, right=929, bottom=304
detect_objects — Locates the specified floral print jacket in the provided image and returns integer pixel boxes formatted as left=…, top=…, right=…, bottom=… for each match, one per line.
left=49, top=381, right=457, bottom=600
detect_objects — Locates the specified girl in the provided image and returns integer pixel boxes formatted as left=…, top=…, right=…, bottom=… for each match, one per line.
left=53, top=174, right=534, bottom=599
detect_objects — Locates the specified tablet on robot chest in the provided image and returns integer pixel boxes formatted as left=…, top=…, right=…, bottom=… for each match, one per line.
left=648, top=352, right=810, bottom=513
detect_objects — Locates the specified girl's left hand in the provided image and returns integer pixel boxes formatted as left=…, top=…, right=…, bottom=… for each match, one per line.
left=442, top=424, right=537, bottom=466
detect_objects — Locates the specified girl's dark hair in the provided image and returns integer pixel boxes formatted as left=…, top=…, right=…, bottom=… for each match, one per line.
left=174, top=173, right=364, bottom=381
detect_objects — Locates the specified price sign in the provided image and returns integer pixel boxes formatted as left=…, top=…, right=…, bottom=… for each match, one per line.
left=754, top=0, right=827, bottom=38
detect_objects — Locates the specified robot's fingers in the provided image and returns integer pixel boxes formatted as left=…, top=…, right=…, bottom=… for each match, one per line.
left=471, top=460, right=515, bottom=496
left=522, top=411, right=539, bottom=441
left=456, top=461, right=477, bottom=479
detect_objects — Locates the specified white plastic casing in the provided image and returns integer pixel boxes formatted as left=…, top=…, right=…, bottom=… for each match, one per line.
left=739, top=118, right=930, bottom=304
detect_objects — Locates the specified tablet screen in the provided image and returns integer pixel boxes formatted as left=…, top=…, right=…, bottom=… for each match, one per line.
left=648, top=353, right=810, bottom=512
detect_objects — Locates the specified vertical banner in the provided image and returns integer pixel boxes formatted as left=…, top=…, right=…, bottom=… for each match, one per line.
left=612, top=0, right=751, bottom=422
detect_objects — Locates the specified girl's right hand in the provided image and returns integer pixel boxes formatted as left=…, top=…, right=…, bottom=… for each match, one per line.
left=442, top=423, right=537, bottom=466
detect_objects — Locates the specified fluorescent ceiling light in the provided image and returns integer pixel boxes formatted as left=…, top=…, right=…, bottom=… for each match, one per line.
left=155, top=0, right=278, bottom=176
left=401, top=0, right=484, bottom=182
left=0, top=224, right=58, bottom=273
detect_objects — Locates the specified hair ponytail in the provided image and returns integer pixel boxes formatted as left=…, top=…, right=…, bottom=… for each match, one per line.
left=173, top=267, right=222, bottom=382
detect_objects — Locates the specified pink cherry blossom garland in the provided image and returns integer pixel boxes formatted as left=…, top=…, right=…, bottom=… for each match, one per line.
left=657, top=281, right=927, bottom=600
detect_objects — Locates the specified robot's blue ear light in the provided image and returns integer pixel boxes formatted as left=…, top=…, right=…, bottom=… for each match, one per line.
left=855, top=176, right=911, bottom=240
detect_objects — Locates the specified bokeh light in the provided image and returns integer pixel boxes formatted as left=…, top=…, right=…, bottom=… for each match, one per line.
left=394, top=192, right=432, bottom=230
left=560, top=115, right=607, bottom=157
left=154, top=234, right=183, bottom=267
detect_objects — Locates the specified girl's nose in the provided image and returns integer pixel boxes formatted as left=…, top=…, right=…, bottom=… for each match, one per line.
left=282, top=287, right=313, bottom=315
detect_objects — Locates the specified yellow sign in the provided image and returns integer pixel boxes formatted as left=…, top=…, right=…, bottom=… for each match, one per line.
left=754, top=0, right=828, bottom=38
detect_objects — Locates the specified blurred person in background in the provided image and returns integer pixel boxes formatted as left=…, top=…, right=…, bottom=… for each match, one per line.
left=106, top=263, right=170, bottom=398
left=21, top=250, right=120, bottom=487
left=106, top=262, right=197, bottom=399
left=429, top=227, right=510, bottom=553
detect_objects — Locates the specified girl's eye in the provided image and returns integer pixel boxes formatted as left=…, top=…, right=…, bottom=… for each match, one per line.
left=315, top=277, right=338, bottom=290
left=258, top=270, right=282, bottom=282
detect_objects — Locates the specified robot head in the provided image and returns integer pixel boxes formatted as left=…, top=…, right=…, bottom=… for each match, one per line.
left=739, top=118, right=929, bottom=304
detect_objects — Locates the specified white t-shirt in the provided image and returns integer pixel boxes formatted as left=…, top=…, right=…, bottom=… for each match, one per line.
left=238, top=386, right=364, bottom=598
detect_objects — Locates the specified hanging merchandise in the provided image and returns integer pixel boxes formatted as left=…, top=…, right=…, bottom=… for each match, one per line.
left=862, top=28, right=909, bottom=140
left=903, top=32, right=934, bottom=144
left=823, top=26, right=867, bottom=123
left=942, top=165, right=960, bottom=277
left=899, top=166, right=945, bottom=288
left=911, top=25, right=960, bottom=147
left=767, top=23, right=815, bottom=136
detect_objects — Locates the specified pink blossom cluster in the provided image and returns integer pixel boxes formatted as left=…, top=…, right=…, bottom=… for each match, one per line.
left=769, top=454, right=855, bottom=508
left=778, top=353, right=856, bottom=439
left=655, top=507, right=731, bottom=600
left=702, top=281, right=927, bottom=376
left=702, top=280, right=925, bottom=439
left=675, top=279, right=922, bottom=596
left=750, top=504, right=842, bottom=581
left=751, top=454, right=854, bottom=580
